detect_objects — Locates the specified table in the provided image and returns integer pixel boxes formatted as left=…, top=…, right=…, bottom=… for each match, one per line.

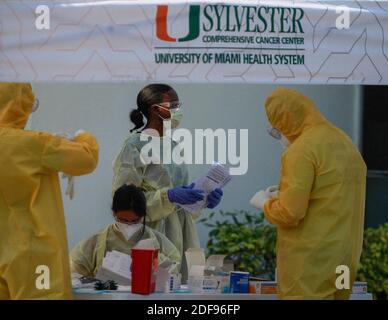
left=74, top=291, right=373, bottom=300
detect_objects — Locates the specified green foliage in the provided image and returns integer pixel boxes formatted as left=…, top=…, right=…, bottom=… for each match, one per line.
left=198, top=210, right=277, bottom=278
left=357, top=223, right=388, bottom=300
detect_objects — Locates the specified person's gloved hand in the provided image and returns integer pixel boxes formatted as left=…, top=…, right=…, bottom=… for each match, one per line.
left=168, top=183, right=204, bottom=205
left=250, top=190, right=270, bottom=211
left=206, top=188, right=223, bottom=209
left=266, top=185, right=279, bottom=198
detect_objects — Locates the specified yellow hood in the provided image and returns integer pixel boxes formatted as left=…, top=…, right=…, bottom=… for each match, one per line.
left=0, top=83, right=35, bottom=129
left=265, top=87, right=327, bottom=141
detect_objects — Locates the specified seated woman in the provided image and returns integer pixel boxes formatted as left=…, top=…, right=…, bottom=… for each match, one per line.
left=70, top=184, right=181, bottom=278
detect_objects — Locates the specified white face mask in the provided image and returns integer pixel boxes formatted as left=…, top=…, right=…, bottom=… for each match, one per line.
left=280, top=134, right=291, bottom=148
left=116, top=222, right=142, bottom=241
left=32, top=98, right=40, bottom=113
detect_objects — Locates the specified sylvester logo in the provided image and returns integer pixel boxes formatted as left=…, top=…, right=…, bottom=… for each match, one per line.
left=156, top=5, right=200, bottom=42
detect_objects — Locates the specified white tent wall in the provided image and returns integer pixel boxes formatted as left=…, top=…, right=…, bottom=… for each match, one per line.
left=3, top=1, right=388, bottom=84
left=29, top=83, right=361, bottom=249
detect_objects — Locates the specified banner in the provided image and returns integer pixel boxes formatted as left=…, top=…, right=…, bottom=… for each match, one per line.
left=1, top=0, right=388, bottom=84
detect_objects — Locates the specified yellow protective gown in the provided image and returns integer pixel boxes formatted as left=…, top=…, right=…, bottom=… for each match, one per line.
left=263, top=87, right=366, bottom=300
left=70, top=224, right=181, bottom=278
left=0, top=83, right=99, bottom=299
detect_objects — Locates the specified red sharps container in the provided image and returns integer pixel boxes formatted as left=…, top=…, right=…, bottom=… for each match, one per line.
left=131, top=248, right=159, bottom=295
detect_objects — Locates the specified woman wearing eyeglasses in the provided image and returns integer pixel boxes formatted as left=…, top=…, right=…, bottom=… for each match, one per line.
left=69, top=184, right=181, bottom=278
left=111, top=84, right=223, bottom=282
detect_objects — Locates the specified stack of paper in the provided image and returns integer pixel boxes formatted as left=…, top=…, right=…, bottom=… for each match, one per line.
left=181, top=163, right=232, bottom=213
left=95, top=250, right=132, bottom=285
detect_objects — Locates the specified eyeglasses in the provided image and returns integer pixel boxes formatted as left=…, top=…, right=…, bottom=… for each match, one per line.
left=153, top=101, right=182, bottom=112
left=267, top=127, right=281, bottom=140
left=114, top=216, right=143, bottom=226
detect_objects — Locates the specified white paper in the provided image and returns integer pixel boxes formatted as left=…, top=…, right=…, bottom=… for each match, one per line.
left=102, top=250, right=132, bottom=277
left=95, top=250, right=132, bottom=285
left=156, top=268, right=170, bottom=292
left=116, top=285, right=131, bottom=292
left=180, top=163, right=232, bottom=213
left=185, top=248, right=206, bottom=276
left=190, top=265, right=206, bottom=277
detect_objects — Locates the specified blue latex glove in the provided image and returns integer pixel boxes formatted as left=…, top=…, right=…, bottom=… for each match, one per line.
left=168, top=183, right=204, bottom=205
left=207, top=188, right=223, bottom=209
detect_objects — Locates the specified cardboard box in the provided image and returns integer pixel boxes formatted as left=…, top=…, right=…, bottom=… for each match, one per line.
left=185, top=248, right=229, bottom=293
left=352, top=282, right=368, bottom=294
left=249, top=281, right=278, bottom=294
left=155, top=260, right=181, bottom=293
left=249, top=281, right=368, bottom=295
left=230, top=271, right=250, bottom=293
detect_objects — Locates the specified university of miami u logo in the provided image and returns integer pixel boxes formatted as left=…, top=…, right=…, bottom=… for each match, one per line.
left=156, top=5, right=200, bottom=42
